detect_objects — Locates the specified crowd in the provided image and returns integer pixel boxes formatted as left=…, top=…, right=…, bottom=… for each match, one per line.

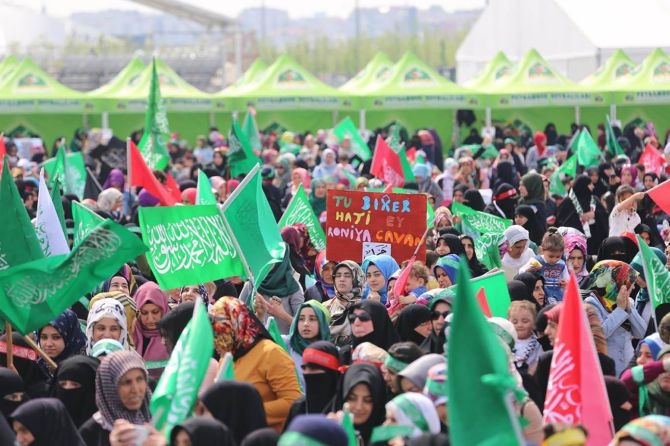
left=3, top=119, right=670, bottom=446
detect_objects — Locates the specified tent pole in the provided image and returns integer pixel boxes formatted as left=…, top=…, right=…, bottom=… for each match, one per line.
left=332, top=110, right=339, bottom=127
left=358, top=109, right=366, bottom=131
left=485, top=107, right=492, bottom=128
left=83, top=113, right=89, bottom=129
left=209, top=111, right=216, bottom=127
left=102, top=111, right=109, bottom=130
left=575, top=106, right=581, bottom=125
left=610, top=104, right=617, bottom=122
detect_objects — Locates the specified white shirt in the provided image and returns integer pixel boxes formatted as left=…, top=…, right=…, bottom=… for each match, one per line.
left=608, top=206, right=641, bottom=237
left=502, top=248, right=535, bottom=281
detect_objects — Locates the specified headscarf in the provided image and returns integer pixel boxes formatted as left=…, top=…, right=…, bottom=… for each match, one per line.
left=513, top=272, right=545, bottom=310
left=309, top=179, right=327, bottom=215
left=10, top=398, right=85, bottom=446
left=0, top=333, right=48, bottom=398
left=102, top=168, right=124, bottom=189
left=178, top=284, right=209, bottom=307
left=314, top=251, right=336, bottom=299
left=534, top=131, right=547, bottom=157
left=492, top=183, right=518, bottom=219
left=463, top=189, right=486, bottom=212
left=437, top=233, right=464, bottom=256
left=257, top=248, right=301, bottom=297
left=396, top=304, right=433, bottom=346
left=433, top=254, right=460, bottom=285
left=597, top=236, right=638, bottom=264
left=200, top=381, right=267, bottom=445
left=181, top=187, right=197, bottom=204
left=515, top=204, right=544, bottom=246
left=137, top=189, right=160, bottom=207
left=361, top=254, right=399, bottom=304
left=281, top=225, right=310, bottom=279
left=288, top=300, right=331, bottom=355
left=327, top=261, right=364, bottom=320
left=386, top=393, right=441, bottom=438
left=349, top=300, right=400, bottom=350
left=170, top=418, right=236, bottom=446
left=301, top=341, right=341, bottom=414
left=85, top=298, right=128, bottom=354
left=281, top=415, right=348, bottom=446
left=520, top=172, right=545, bottom=206
left=36, top=309, right=86, bottom=372
left=0, top=414, right=13, bottom=446
left=292, top=167, right=311, bottom=190
left=157, top=301, right=193, bottom=352
left=96, top=188, right=122, bottom=212
left=459, top=234, right=487, bottom=277
left=89, top=291, right=138, bottom=347
left=132, top=282, right=170, bottom=376
left=341, top=363, right=387, bottom=445
left=209, top=296, right=272, bottom=360
left=240, top=428, right=280, bottom=446
left=0, top=367, right=24, bottom=420
left=605, top=376, right=635, bottom=431
left=586, top=260, right=638, bottom=313
left=564, top=231, right=589, bottom=278
left=569, top=174, right=598, bottom=215
left=494, top=162, right=519, bottom=189
left=611, top=415, right=670, bottom=446
left=52, top=355, right=100, bottom=427
left=101, top=264, right=138, bottom=296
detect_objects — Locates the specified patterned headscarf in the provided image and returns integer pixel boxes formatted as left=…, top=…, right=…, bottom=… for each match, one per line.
left=563, top=232, right=588, bottom=278
left=325, top=261, right=364, bottom=320
left=101, top=264, right=138, bottom=297
left=178, top=284, right=209, bottom=307
left=209, top=297, right=272, bottom=360
left=35, top=309, right=86, bottom=374
left=89, top=291, right=137, bottom=348
left=94, top=350, right=151, bottom=430
left=586, top=260, right=638, bottom=313
left=86, top=298, right=129, bottom=354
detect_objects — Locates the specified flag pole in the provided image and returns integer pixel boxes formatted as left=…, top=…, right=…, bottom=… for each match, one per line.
left=218, top=203, right=257, bottom=308
left=22, top=334, right=57, bottom=370
left=4, top=322, right=15, bottom=373
left=126, top=138, right=132, bottom=196
left=85, top=166, right=104, bottom=192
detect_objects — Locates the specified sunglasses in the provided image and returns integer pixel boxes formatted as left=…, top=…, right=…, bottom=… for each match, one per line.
left=348, top=312, right=372, bottom=323
left=433, top=311, right=450, bottom=320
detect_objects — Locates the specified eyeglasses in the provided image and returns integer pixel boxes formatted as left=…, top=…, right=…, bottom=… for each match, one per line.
left=348, top=312, right=372, bottom=323
left=433, top=311, right=450, bottom=320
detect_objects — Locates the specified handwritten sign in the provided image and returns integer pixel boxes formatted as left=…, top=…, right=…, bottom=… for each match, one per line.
left=326, top=190, right=426, bottom=263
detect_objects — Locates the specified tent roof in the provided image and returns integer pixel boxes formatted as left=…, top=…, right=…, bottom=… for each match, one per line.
left=89, top=56, right=146, bottom=96
left=0, top=55, right=19, bottom=85
left=219, top=58, right=268, bottom=95
left=0, top=57, right=86, bottom=99
left=464, top=51, right=515, bottom=88
left=609, top=48, right=670, bottom=104
left=339, top=52, right=394, bottom=92
left=580, top=49, right=636, bottom=87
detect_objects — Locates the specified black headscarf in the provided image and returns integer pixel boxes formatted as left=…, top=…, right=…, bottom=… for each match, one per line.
left=507, top=279, right=532, bottom=302
left=302, top=341, right=341, bottom=415
left=494, top=161, right=519, bottom=189
left=604, top=376, right=634, bottom=432
left=571, top=175, right=595, bottom=211
left=515, top=204, right=544, bottom=246
left=437, top=232, right=464, bottom=256
left=10, top=398, right=85, bottom=446
left=514, top=272, right=546, bottom=312
left=170, top=417, right=236, bottom=446
left=0, top=367, right=25, bottom=421
left=0, top=333, right=48, bottom=398
left=459, top=234, right=487, bottom=277
left=463, top=189, right=486, bottom=212
left=239, top=427, right=280, bottom=446
left=158, top=301, right=194, bottom=352
left=200, top=381, right=267, bottom=445
left=491, top=183, right=518, bottom=219
left=597, top=236, right=638, bottom=264
left=341, top=363, right=387, bottom=445
left=395, top=304, right=433, bottom=346
left=349, top=300, right=399, bottom=350
left=51, top=355, right=100, bottom=427
left=0, top=414, right=13, bottom=446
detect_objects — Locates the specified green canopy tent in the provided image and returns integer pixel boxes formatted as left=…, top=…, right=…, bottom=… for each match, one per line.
left=355, top=51, right=483, bottom=144
left=223, top=53, right=356, bottom=133
left=219, top=58, right=268, bottom=96
left=339, top=52, right=394, bottom=92
left=0, top=57, right=98, bottom=145
left=0, top=55, right=20, bottom=86
left=89, top=56, right=146, bottom=97
left=92, top=57, right=217, bottom=145
left=464, top=51, right=515, bottom=89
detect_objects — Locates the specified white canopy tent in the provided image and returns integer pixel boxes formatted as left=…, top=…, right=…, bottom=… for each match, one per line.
left=456, top=0, right=670, bottom=84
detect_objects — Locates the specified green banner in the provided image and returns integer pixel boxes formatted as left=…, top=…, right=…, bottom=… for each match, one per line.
left=42, top=150, right=87, bottom=199
left=228, top=117, right=259, bottom=178
left=333, top=117, right=371, bottom=161
left=196, top=170, right=217, bottom=205
left=139, top=204, right=245, bottom=290
left=451, top=201, right=511, bottom=234
left=637, top=235, right=670, bottom=315
left=72, top=201, right=105, bottom=246
left=0, top=219, right=147, bottom=334
left=450, top=270, right=511, bottom=318
left=137, top=59, right=170, bottom=170
left=278, top=184, right=326, bottom=251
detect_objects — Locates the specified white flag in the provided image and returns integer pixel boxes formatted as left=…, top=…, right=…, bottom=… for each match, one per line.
left=35, top=169, right=70, bottom=256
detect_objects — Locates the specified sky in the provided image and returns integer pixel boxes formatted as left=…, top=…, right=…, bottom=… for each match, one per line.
left=21, top=0, right=487, bottom=19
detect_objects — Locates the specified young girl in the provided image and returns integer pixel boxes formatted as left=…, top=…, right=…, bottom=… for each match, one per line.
left=507, top=301, right=543, bottom=374
left=608, top=185, right=645, bottom=237
left=388, top=262, right=430, bottom=321
left=521, top=228, right=569, bottom=304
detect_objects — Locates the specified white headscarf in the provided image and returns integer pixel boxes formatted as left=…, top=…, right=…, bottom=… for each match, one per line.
left=97, top=188, right=123, bottom=212
left=386, top=393, right=441, bottom=438
left=86, top=298, right=128, bottom=354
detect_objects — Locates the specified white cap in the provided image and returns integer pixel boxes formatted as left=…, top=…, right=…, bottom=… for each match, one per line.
left=503, top=225, right=529, bottom=246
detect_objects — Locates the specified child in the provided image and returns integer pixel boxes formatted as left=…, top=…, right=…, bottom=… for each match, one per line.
left=521, top=227, right=569, bottom=304
left=387, top=262, right=429, bottom=321
left=501, top=225, right=535, bottom=281
left=507, top=301, right=543, bottom=374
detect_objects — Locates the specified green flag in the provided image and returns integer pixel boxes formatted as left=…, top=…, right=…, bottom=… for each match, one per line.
left=572, top=128, right=602, bottom=168
left=0, top=157, right=43, bottom=270
left=139, top=204, right=246, bottom=290
left=387, top=125, right=415, bottom=183
left=278, top=184, right=326, bottom=251
left=332, top=117, right=371, bottom=161
left=43, top=150, right=87, bottom=199
left=448, top=257, right=523, bottom=445
left=196, top=171, right=217, bottom=205
left=549, top=154, right=577, bottom=196
left=216, top=352, right=234, bottom=381
left=151, top=298, right=214, bottom=437
left=606, top=116, right=625, bottom=157
left=343, top=410, right=358, bottom=446
left=228, top=117, right=259, bottom=177
left=451, top=201, right=511, bottom=234
left=449, top=270, right=511, bottom=317
left=426, top=201, right=435, bottom=229
left=49, top=174, right=67, bottom=237
left=72, top=201, right=105, bottom=246
left=267, top=316, right=289, bottom=353
left=221, top=164, right=286, bottom=287
left=636, top=235, right=670, bottom=322
left=242, top=110, right=262, bottom=152
left=0, top=219, right=147, bottom=334
left=137, top=59, right=170, bottom=170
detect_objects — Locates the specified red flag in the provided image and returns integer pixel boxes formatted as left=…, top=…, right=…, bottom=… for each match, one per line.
left=647, top=180, right=670, bottom=215
left=543, top=272, right=613, bottom=444
left=0, top=135, right=6, bottom=159
left=371, top=136, right=405, bottom=187
left=128, top=140, right=178, bottom=206
left=405, top=147, right=417, bottom=163
left=164, top=172, right=183, bottom=203
left=476, top=288, right=492, bottom=317
left=383, top=183, right=394, bottom=194
left=638, top=144, right=665, bottom=176
left=393, top=256, right=415, bottom=301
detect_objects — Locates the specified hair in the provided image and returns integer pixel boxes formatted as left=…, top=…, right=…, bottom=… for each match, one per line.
left=387, top=341, right=424, bottom=364
left=425, top=250, right=439, bottom=270
left=508, top=300, right=537, bottom=320
left=408, top=261, right=429, bottom=284
left=585, top=304, right=608, bottom=355
left=615, top=184, right=635, bottom=202
left=541, top=227, right=565, bottom=252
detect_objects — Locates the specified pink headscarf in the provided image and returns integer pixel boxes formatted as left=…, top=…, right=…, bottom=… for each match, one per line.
left=227, top=179, right=240, bottom=195
left=132, top=282, right=170, bottom=378
left=564, top=232, right=588, bottom=278
left=293, top=167, right=311, bottom=190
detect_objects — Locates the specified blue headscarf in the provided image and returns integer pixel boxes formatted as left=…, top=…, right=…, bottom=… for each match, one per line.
left=361, top=254, right=400, bottom=305
left=433, top=254, right=460, bottom=285
left=35, top=309, right=86, bottom=375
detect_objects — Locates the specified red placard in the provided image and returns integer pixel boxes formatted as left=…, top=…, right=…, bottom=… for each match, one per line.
left=326, top=190, right=426, bottom=263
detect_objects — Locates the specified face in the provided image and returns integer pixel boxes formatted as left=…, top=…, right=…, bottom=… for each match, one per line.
left=13, top=421, right=34, bottom=446
left=118, top=368, right=147, bottom=411
left=321, top=262, right=335, bottom=285
left=519, top=183, right=528, bottom=197
left=400, top=377, right=421, bottom=393
left=414, top=319, right=433, bottom=338
left=533, top=280, right=545, bottom=306
left=315, top=183, right=327, bottom=198
left=382, top=366, right=399, bottom=393
left=334, top=267, right=354, bottom=293
left=366, top=265, right=386, bottom=292
left=544, top=321, right=558, bottom=346
left=452, top=190, right=464, bottom=203
left=404, top=274, right=424, bottom=293
left=387, top=279, right=397, bottom=301
left=640, top=232, right=651, bottom=246
left=432, top=302, right=450, bottom=334
left=435, top=239, right=449, bottom=256
left=507, top=240, right=528, bottom=259
left=39, top=325, right=65, bottom=359
left=92, top=317, right=122, bottom=342
left=291, top=170, right=303, bottom=185
left=297, top=307, right=319, bottom=340
left=180, top=285, right=200, bottom=303
left=435, top=267, right=452, bottom=288
left=514, top=214, right=528, bottom=226
left=350, top=308, right=374, bottom=338
left=567, top=248, right=585, bottom=273
left=542, top=249, right=563, bottom=265
left=637, top=343, right=655, bottom=366
left=109, top=276, right=130, bottom=295
left=461, top=238, right=474, bottom=260
left=346, top=383, right=373, bottom=425
left=645, top=176, right=657, bottom=190
left=139, top=302, right=163, bottom=330
left=509, top=308, right=534, bottom=340
left=173, top=430, right=192, bottom=446
left=621, top=170, right=633, bottom=185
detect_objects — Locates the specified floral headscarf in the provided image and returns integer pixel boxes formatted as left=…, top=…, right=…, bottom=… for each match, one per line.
left=101, top=264, right=138, bottom=296
left=35, top=309, right=86, bottom=375
left=586, top=260, right=638, bottom=312
left=209, top=297, right=272, bottom=360
left=324, top=260, right=364, bottom=322
left=89, top=291, right=137, bottom=348
left=86, top=298, right=129, bottom=354
left=564, top=232, right=588, bottom=278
